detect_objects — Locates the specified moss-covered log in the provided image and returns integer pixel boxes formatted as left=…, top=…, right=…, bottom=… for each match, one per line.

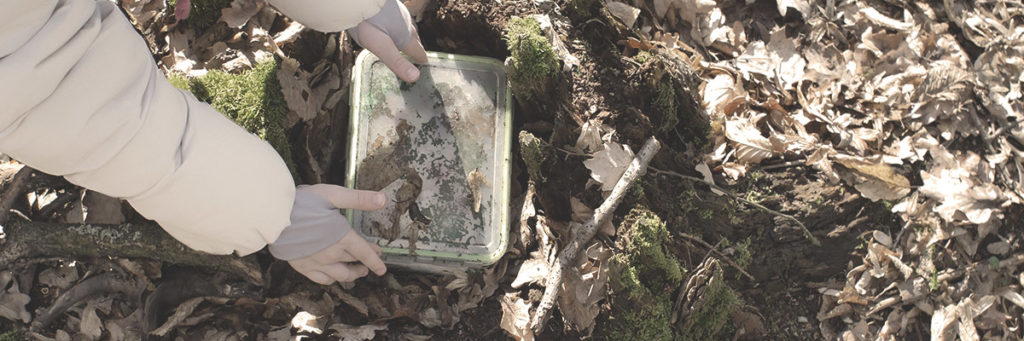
left=0, top=220, right=263, bottom=284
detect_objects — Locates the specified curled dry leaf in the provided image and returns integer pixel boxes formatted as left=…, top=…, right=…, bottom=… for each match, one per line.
left=511, top=251, right=549, bottom=289
left=606, top=1, right=641, bottom=28
left=291, top=311, right=323, bottom=334
left=80, top=302, right=103, bottom=341
left=724, top=114, right=775, bottom=164
left=220, top=0, right=264, bottom=28
left=575, top=119, right=604, bottom=153
left=0, top=271, right=30, bottom=323
left=583, top=142, right=635, bottom=191
left=835, top=156, right=911, bottom=201
left=499, top=293, right=535, bottom=341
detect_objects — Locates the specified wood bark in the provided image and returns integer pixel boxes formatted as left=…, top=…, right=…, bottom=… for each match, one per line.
left=530, top=137, right=661, bottom=333
left=0, top=220, right=263, bottom=284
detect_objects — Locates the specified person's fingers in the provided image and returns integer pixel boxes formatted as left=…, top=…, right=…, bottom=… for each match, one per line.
left=403, top=31, right=428, bottom=64
left=358, top=22, right=421, bottom=82
left=319, top=263, right=370, bottom=283
left=302, top=269, right=334, bottom=285
left=342, top=233, right=388, bottom=276
left=304, top=184, right=386, bottom=211
left=311, top=245, right=358, bottom=264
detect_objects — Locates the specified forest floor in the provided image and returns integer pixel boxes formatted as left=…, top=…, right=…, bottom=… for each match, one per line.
left=2, top=0, right=1024, bottom=340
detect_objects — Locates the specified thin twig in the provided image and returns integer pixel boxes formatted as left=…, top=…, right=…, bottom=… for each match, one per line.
left=676, top=233, right=757, bottom=282
left=529, top=137, right=661, bottom=334
left=647, top=166, right=821, bottom=246
left=760, top=159, right=807, bottom=171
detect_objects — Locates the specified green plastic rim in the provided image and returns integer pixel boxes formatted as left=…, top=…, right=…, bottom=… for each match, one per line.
left=345, top=50, right=513, bottom=269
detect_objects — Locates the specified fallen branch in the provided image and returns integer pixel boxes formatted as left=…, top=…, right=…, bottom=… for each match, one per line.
left=0, top=220, right=263, bottom=285
left=647, top=167, right=821, bottom=246
left=529, top=137, right=661, bottom=333
left=32, top=272, right=146, bottom=330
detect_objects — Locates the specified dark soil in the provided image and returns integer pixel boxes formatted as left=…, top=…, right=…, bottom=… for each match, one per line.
left=0, top=1, right=909, bottom=340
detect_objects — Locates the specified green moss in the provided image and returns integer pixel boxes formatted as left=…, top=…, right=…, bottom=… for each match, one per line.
left=635, top=51, right=652, bottom=64
left=653, top=79, right=679, bottom=133
left=678, top=265, right=739, bottom=340
left=168, top=59, right=295, bottom=176
left=608, top=209, right=683, bottom=341
left=503, top=17, right=559, bottom=100
left=0, top=330, right=22, bottom=341
left=518, top=131, right=546, bottom=182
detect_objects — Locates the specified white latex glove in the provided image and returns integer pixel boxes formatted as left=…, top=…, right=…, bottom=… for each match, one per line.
left=347, top=0, right=428, bottom=82
left=270, top=184, right=388, bottom=284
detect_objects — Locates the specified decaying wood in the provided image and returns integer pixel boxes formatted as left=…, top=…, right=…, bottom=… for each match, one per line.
left=32, top=272, right=146, bottom=330
left=530, top=137, right=661, bottom=333
left=0, top=220, right=263, bottom=285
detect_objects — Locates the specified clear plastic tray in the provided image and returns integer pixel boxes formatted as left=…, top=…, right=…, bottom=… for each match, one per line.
left=346, top=50, right=512, bottom=273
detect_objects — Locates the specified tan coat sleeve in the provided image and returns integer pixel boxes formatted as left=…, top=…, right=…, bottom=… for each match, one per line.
left=266, top=0, right=386, bottom=32
left=0, top=0, right=295, bottom=255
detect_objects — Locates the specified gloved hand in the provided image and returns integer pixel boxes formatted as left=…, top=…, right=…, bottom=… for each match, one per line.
left=347, top=0, right=428, bottom=82
left=269, top=184, right=388, bottom=284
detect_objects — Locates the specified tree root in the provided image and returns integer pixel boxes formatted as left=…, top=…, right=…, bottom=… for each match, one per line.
left=0, top=220, right=264, bottom=285
left=31, top=272, right=146, bottom=330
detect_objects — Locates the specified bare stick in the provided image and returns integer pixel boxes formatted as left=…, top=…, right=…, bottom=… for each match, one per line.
left=0, top=220, right=264, bottom=285
left=530, top=137, right=661, bottom=333
left=647, top=167, right=821, bottom=246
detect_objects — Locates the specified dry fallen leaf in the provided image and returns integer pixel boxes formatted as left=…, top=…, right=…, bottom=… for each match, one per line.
left=606, top=1, right=640, bottom=28
left=80, top=302, right=103, bottom=341
left=499, top=293, right=535, bottom=341
left=291, top=311, right=323, bottom=334
left=511, top=252, right=549, bottom=288
left=583, top=141, right=635, bottom=191
left=724, top=114, right=775, bottom=164
left=776, top=0, right=811, bottom=18
left=835, top=156, right=911, bottom=201
left=0, top=271, right=31, bottom=323
left=327, top=323, right=387, bottom=341
left=220, top=0, right=264, bottom=28
left=468, top=168, right=490, bottom=213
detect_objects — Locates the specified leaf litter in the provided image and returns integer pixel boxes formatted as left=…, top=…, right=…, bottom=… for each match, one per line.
left=3, top=0, right=1024, bottom=339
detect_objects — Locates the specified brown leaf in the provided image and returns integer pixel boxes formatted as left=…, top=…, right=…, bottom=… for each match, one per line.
left=220, top=0, right=264, bottom=28
left=0, top=271, right=30, bottom=323
left=511, top=252, right=549, bottom=289
left=327, top=324, right=387, bottom=341
left=80, top=303, right=103, bottom=341
left=835, top=156, right=911, bottom=201
left=583, top=142, right=635, bottom=191
left=499, top=293, right=535, bottom=341
left=725, top=114, right=775, bottom=164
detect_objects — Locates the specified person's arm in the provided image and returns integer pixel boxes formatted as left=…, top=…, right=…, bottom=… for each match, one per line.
left=0, top=0, right=294, bottom=254
left=0, top=0, right=418, bottom=284
left=266, top=0, right=428, bottom=82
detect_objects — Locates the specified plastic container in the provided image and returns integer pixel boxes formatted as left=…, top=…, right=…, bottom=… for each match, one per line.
left=346, top=50, right=512, bottom=273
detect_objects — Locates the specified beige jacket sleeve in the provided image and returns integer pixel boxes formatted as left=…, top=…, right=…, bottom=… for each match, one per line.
left=266, top=0, right=385, bottom=32
left=0, top=0, right=295, bottom=255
